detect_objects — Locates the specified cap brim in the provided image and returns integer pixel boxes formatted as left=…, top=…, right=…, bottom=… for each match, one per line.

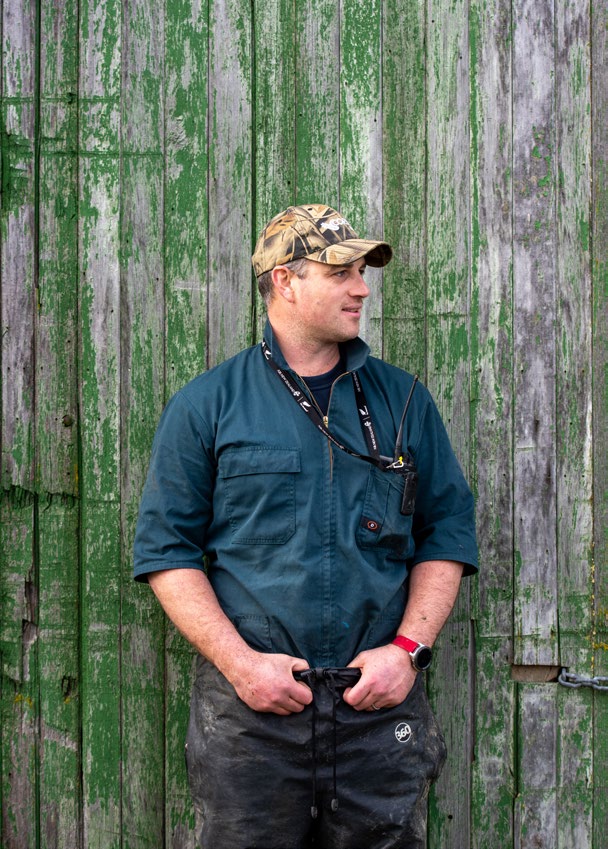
left=308, top=239, right=393, bottom=268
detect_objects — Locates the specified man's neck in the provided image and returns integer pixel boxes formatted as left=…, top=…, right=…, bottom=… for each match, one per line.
left=269, top=324, right=341, bottom=377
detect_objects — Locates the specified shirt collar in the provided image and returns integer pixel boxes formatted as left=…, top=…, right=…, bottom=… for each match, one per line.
left=263, top=319, right=370, bottom=373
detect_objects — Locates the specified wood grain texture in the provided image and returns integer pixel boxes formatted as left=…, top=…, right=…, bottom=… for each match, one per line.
left=340, top=0, right=383, bottom=356
left=425, top=2, right=473, bottom=847
left=469, top=0, right=513, bottom=640
left=592, top=0, right=608, bottom=845
left=1, top=0, right=36, bottom=491
left=514, top=685, right=558, bottom=849
left=163, top=3, right=208, bottom=846
left=512, top=0, right=559, bottom=666
left=382, top=0, right=426, bottom=376
left=120, top=1, right=166, bottom=845
left=207, top=0, right=253, bottom=365
left=0, top=496, right=37, bottom=849
left=555, top=0, right=593, bottom=674
left=1, top=2, right=39, bottom=845
left=471, top=638, right=515, bottom=849
left=553, top=6, right=594, bottom=843
left=78, top=0, right=122, bottom=843
left=36, top=2, right=81, bottom=845
left=253, top=0, right=296, bottom=340
left=469, top=2, right=515, bottom=840
left=294, top=0, right=340, bottom=203
left=0, top=1, right=604, bottom=846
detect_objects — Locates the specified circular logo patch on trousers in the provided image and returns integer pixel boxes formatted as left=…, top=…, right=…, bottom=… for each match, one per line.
left=395, top=722, right=412, bottom=744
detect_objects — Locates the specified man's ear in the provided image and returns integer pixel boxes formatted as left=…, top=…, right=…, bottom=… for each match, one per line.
left=271, top=265, right=296, bottom=303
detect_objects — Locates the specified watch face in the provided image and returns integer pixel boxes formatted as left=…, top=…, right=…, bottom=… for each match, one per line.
left=414, top=646, right=433, bottom=671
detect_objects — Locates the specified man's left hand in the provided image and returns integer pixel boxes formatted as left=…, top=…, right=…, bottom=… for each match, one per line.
left=342, top=644, right=417, bottom=711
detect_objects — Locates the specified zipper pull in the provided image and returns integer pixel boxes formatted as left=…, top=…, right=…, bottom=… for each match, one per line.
left=323, top=415, right=329, bottom=428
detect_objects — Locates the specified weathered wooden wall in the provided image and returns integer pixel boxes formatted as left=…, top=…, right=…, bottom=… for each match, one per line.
left=1, top=0, right=606, bottom=847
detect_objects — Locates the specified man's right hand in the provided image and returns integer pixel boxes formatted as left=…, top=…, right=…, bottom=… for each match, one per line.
left=228, top=651, right=313, bottom=715
left=148, top=569, right=313, bottom=715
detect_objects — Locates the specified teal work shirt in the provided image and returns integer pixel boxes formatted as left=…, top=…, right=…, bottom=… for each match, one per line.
left=133, top=322, right=478, bottom=667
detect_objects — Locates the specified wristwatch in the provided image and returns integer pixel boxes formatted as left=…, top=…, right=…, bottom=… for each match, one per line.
left=392, top=635, right=433, bottom=672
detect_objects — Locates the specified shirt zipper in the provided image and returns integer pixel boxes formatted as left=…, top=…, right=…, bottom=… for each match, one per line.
left=325, top=372, right=350, bottom=481
left=298, top=372, right=350, bottom=482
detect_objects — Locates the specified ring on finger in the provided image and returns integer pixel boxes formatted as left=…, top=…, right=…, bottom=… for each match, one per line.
left=372, top=703, right=381, bottom=710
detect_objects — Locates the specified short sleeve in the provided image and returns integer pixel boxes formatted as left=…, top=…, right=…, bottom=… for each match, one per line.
left=409, top=392, right=478, bottom=575
left=133, top=391, right=216, bottom=582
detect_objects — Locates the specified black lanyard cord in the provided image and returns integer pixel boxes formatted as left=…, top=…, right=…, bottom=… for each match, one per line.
left=261, top=339, right=421, bottom=474
left=262, top=339, right=386, bottom=469
left=261, top=340, right=419, bottom=515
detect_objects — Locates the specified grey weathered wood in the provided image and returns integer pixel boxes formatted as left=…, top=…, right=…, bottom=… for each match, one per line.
left=425, top=2, right=473, bottom=847
left=120, top=1, right=166, bottom=845
left=382, top=0, right=426, bottom=375
left=592, top=0, right=608, bottom=845
left=554, top=5, right=594, bottom=842
left=0, top=1, right=605, bottom=847
left=339, top=0, right=383, bottom=356
left=207, top=0, right=253, bottom=364
left=514, top=685, right=558, bottom=849
left=253, top=0, right=296, bottom=341
left=295, top=0, right=340, bottom=203
left=470, top=0, right=514, bottom=641
left=1, top=2, right=39, bottom=846
left=78, top=0, right=123, bottom=843
left=1, top=0, right=36, bottom=492
left=555, top=0, right=593, bottom=674
left=36, top=2, right=82, bottom=845
left=163, top=3, right=209, bottom=846
left=512, top=0, right=559, bottom=666
left=469, top=2, right=515, bottom=841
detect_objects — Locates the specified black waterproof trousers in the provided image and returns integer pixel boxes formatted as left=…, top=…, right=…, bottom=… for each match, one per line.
left=185, top=658, right=446, bottom=849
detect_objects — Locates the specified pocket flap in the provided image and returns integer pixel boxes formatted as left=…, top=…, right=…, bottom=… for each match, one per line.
left=219, top=447, right=301, bottom=478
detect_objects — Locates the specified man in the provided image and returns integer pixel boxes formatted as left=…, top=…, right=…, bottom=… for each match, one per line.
left=134, top=204, right=478, bottom=848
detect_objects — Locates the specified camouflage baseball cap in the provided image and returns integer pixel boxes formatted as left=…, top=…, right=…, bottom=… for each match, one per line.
left=252, top=204, right=393, bottom=277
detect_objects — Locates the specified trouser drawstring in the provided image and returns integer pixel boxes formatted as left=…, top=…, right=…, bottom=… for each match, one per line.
left=294, top=666, right=361, bottom=819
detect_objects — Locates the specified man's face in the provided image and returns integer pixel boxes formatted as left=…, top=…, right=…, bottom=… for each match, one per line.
left=286, top=258, right=370, bottom=344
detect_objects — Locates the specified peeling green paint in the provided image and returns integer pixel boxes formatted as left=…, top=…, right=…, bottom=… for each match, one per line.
left=0, top=1, right=604, bottom=846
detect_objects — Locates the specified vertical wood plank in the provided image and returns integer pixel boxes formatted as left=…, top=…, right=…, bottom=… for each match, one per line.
left=554, top=4, right=593, bottom=845
left=37, top=501, right=80, bottom=848
left=295, top=0, right=339, bottom=203
left=469, top=0, right=513, bottom=640
left=36, top=0, right=81, bottom=844
left=557, top=688, right=593, bottom=849
left=382, top=0, right=426, bottom=375
left=164, top=0, right=208, bottom=399
left=468, top=1, right=515, bottom=844
left=79, top=0, right=122, bottom=843
left=425, top=0, right=472, bottom=461
left=120, top=0, right=166, bottom=845
left=163, top=2, right=208, bottom=845
left=512, top=0, right=558, bottom=666
left=207, top=0, right=253, bottom=365
left=1, top=1, right=39, bottom=845
left=340, top=0, right=383, bottom=355
left=0, top=496, right=37, bottom=849
left=1, top=0, right=36, bottom=494
left=514, top=685, right=558, bottom=849
left=592, top=1, right=608, bottom=845
left=471, top=639, right=515, bottom=849
left=555, top=0, right=593, bottom=671
left=253, top=0, right=296, bottom=338
left=425, top=2, right=473, bottom=847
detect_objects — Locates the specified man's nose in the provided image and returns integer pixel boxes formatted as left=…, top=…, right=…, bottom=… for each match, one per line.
left=351, top=270, right=370, bottom=298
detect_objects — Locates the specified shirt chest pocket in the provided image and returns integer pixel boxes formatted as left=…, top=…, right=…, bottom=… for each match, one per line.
left=218, top=447, right=300, bottom=544
left=356, top=466, right=413, bottom=558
